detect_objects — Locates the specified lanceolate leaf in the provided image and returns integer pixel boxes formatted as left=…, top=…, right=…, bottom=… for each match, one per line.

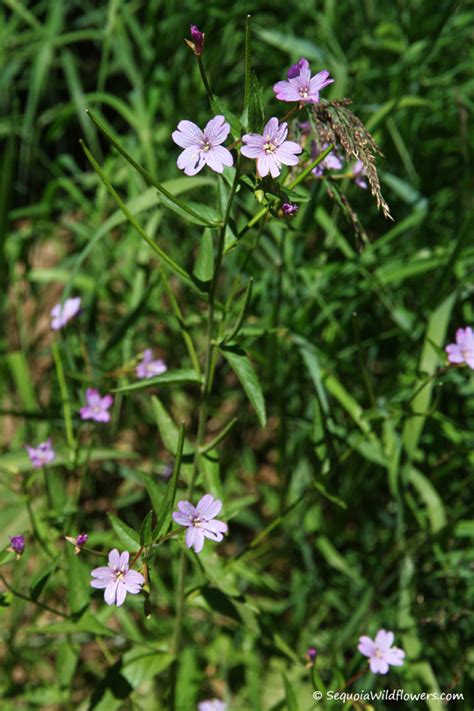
left=220, top=344, right=266, bottom=427
left=113, top=369, right=202, bottom=394
left=108, top=514, right=141, bottom=552
left=86, top=110, right=221, bottom=227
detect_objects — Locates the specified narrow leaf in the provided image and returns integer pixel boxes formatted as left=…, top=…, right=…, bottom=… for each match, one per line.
left=193, top=229, right=214, bottom=282
left=220, top=345, right=266, bottom=427
left=108, top=514, right=140, bottom=552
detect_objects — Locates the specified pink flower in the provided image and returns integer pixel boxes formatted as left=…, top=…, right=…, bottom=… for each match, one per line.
left=80, top=388, right=113, bottom=423
left=353, top=159, right=368, bottom=189
left=90, top=549, right=145, bottom=606
left=172, top=494, right=228, bottom=554
left=273, top=58, right=334, bottom=103
left=172, top=116, right=233, bottom=176
left=241, top=117, right=302, bottom=178
left=358, top=629, right=405, bottom=674
left=445, top=327, right=474, bottom=369
left=136, top=350, right=167, bottom=379
left=198, top=701, right=227, bottom=711
left=25, top=439, right=56, bottom=468
left=311, top=141, right=343, bottom=176
left=50, top=297, right=81, bottom=330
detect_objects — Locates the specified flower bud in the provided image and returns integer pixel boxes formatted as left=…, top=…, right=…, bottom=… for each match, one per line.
left=185, top=24, right=205, bottom=56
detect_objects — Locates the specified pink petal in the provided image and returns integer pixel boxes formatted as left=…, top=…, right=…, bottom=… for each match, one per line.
left=268, top=154, right=281, bottom=178
left=185, top=526, right=197, bottom=549
left=205, top=146, right=234, bottom=173
left=125, top=570, right=145, bottom=586
left=177, top=146, right=205, bottom=176
left=91, top=565, right=113, bottom=579
left=173, top=120, right=203, bottom=147
left=104, top=581, right=118, bottom=605
left=370, top=657, right=389, bottom=674
left=101, top=395, right=113, bottom=409
left=192, top=528, right=205, bottom=553
left=275, top=121, right=288, bottom=144
left=241, top=144, right=264, bottom=159
left=385, top=647, right=405, bottom=666
left=257, top=154, right=270, bottom=177
left=358, top=636, right=376, bottom=657
left=273, top=82, right=303, bottom=102
left=203, top=519, right=227, bottom=535
left=196, top=495, right=222, bottom=519
left=173, top=512, right=192, bottom=527
left=119, top=551, right=129, bottom=569
left=86, top=388, right=100, bottom=406
left=204, top=115, right=230, bottom=145
left=90, top=577, right=111, bottom=589
left=109, top=549, right=121, bottom=568
left=262, top=117, right=279, bottom=139
left=115, top=581, right=127, bottom=606
left=375, top=629, right=394, bottom=650
left=177, top=500, right=196, bottom=517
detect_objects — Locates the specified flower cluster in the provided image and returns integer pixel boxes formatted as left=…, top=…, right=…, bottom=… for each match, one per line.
left=172, top=58, right=334, bottom=180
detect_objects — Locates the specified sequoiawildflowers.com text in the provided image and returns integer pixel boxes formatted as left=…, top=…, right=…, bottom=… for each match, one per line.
left=312, top=689, right=464, bottom=703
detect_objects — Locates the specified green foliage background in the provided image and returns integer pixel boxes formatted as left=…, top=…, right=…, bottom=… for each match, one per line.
left=0, top=0, right=473, bottom=709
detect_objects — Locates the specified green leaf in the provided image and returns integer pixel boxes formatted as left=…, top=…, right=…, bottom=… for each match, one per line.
left=406, top=465, right=446, bottom=533
left=80, top=140, right=196, bottom=289
left=220, top=344, right=266, bottom=427
left=112, top=369, right=202, bottom=394
left=402, top=292, right=456, bottom=458
left=67, top=546, right=90, bottom=615
left=30, top=562, right=57, bottom=601
left=139, top=510, right=154, bottom=546
left=86, top=110, right=220, bottom=227
left=153, top=423, right=186, bottom=540
left=156, top=192, right=221, bottom=227
left=247, top=72, right=265, bottom=133
left=108, top=514, right=141, bottom=552
left=121, top=651, right=174, bottom=688
left=193, top=229, right=214, bottom=282
left=210, top=96, right=244, bottom=139
left=283, top=674, right=299, bottom=711
left=151, top=396, right=193, bottom=456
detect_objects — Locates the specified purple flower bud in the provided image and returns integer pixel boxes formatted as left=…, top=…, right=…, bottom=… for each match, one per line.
left=76, top=533, right=88, bottom=547
left=189, top=24, right=205, bottom=55
left=306, top=647, right=317, bottom=663
left=287, top=58, right=309, bottom=79
left=282, top=202, right=299, bottom=216
left=9, top=535, right=25, bottom=555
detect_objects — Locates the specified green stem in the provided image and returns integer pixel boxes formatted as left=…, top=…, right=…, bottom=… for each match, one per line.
left=197, top=55, right=213, bottom=104
left=171, top=162, right=241, bottom=708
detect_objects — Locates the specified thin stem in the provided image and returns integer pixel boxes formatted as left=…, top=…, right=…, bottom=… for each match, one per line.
left=197, top=55, right=213, bottom=104
left=0, top=574, right=69, bottom=618
left=171, top=161, right=241, bottom=708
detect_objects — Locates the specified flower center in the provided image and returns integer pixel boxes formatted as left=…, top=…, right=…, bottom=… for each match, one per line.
left=461, top=346, right=474, bottom=360
left=200, top=140, right=211, bottom=152
left=299, top=86, right=309, bottom=98
left=191, top=515, right=203, bottom=527
left=114, top=567, right=126, bottom=581
left=374, top=648, right=384, bottom=659
left=93, top=405, right=102, bottom=414
left=263, top=139, right=276, bottom=154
